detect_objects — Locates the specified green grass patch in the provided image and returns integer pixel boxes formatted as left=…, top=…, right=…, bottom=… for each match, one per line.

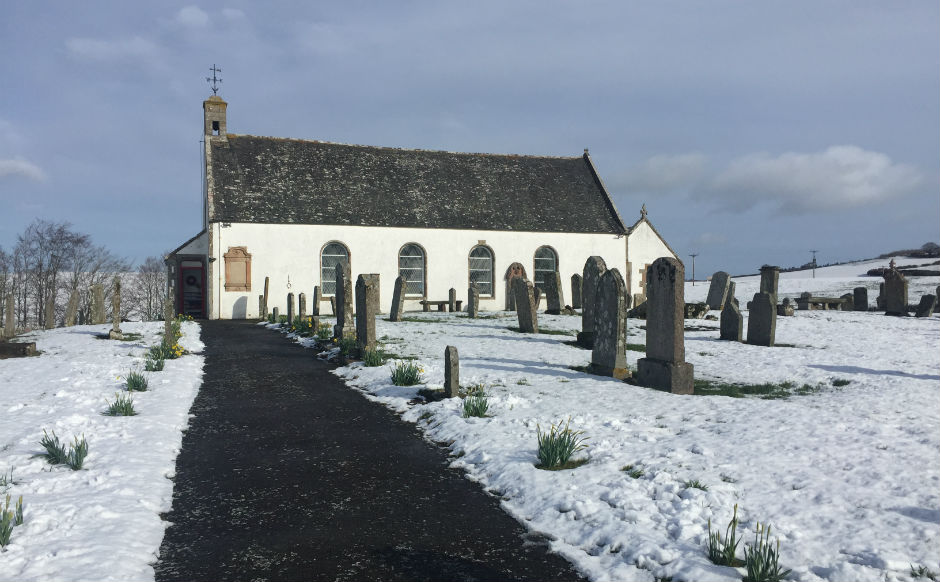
left=683, top=479, right=709, bottom=491
left=362, top=348, right=387, bottom=367
left=626, top=343, right=646, bottom=353
left=692, top=379, right=819, bottom=400
left=507, top=326, right=574, bottom=336
left=400, top=316, right=441, bottom=323
left=621, top=465, right=645, bottom=479
left=536, top=419, right=588, bottom=470
left=831, top=378, right=851, bottom=387
left=103, top=392, right=137, bottom=416
left=125, top=370, right=148, bottom=392
left=391, top=361, right=424, bottom=386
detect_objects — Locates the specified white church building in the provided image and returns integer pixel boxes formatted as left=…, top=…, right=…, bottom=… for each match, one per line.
left=166, top=94, right=678, bottom=320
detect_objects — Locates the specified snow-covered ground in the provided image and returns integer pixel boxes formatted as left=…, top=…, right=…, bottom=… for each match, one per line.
left=307, top=255, right=938, bottom=582
left=0, top=321, right=203, bottom=581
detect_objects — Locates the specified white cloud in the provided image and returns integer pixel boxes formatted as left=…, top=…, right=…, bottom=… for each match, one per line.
left=617, top=153, right=708, bottom=194
left=176, top=5, right=210, bottom=28
left=0, top=157, right=45, bottom=181
left=65, top=36, right=159, bottom=63
left=708, top=146, right=922, bottom=213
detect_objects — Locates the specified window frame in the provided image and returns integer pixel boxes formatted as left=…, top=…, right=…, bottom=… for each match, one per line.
left=468, top=245, right=495, bottom=297
left=398, top=243, right=427, bottom=298
left=533, top=245, right=559, bottom=291
left=320, top=241, right=350, bottom=296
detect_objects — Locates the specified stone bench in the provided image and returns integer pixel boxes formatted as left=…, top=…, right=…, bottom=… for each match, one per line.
left=0, top=341, right=38, bottom=359
left=796, top=295, right=852, bottom=311
left=420, top=300, right=463, bottom=312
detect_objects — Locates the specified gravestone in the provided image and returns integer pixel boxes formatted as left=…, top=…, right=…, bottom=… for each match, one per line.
left=109, top=277, right=123, bottom=339
left=577, top=256, right=607, bottom=347
left=746, top=292, right=776, bottom=347
left=544, top=272, right=565, bottom=315
left=258, top=295, right=265, bottom=319
left=571, top=274, right=583, bottom=309
left=590, top=268, right=629, bottom=379
left=728, top=281, right=739, bottom=307
left=164, top=299, right=174, bottom=341
left=533, top=287, right=542, bottom=310
left=362, top=274, right=381, bottom=315
left=853, top=287, right=868, bottom=311
left=876, top=283, right=886, bottom=310
left=298, top=293, right=307, bottom=320
left=444, top=345, right=459, bottom=398
left=262, top=276, right=270, bottom=318
left=705, top=271, right=731, bottom=310
left=389, top=276, right=406, bottom=322
left=65, top=289, right=79, bottom=327
left=355, top=275, right=377, bottom=351
left=312, top=286, right=322, bottom=316
left=330, top=296, right=336, bottom=316
left=3, top=294, right=13, bottom=338
left=45, top=295, right=56, bottom=329
left=449, top=287, right=457, bottom=312
left=719, top=297, right=743, bottom=341
left=915, top=294, right=936, bottom=318
left=91, top=284, right=106, bottom=324
left=512, top=278, right=539, bottom=333
left=776, top=297, right=795, bottom=317
left=286, top=293, right=295, bottom=325
left=839, top=293, right=854, bottom=311
left=883, top=262, right=909, bottom=316
left=759, top=265, right=780, bottom=305
left=333, top=263, right=354, bottom=339
left=467, top=284, right=480, bottom=318
left=272, top=307, right=279, bottom=321
left=635, top=258, right=694, bottom=394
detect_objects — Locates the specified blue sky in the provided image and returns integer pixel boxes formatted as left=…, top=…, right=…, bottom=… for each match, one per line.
left=1, top=2, right=937, bottom=276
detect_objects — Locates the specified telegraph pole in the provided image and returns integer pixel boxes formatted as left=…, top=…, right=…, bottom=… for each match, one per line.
left=809, top=250, right=818, bottom=279
left=689, top=253, right=698, bottom=285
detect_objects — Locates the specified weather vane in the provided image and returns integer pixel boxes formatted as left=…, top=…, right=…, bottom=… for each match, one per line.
left=206, top=64, right=223, bottom=95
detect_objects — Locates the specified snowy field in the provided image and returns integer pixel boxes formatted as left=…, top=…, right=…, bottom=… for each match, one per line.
left=0, top=321, right=203, bottom=581
left=309, top=256, right=938, bottom=582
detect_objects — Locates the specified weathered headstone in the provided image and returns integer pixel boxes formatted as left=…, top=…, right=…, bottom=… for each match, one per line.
left=512, top=278, right=538, bottom=333
left=444, top=345, right=459, bottom=398
left=389, top=276, right=406, bottom=322
left=258, top=295, right=264, bottom=319
left=876, top=283, right=886, bottom=310
left=164, top=299, right=174, bottom=341
left=839, top=293, right=854, bottom=311
left=759, top=265, right=780, bottom=305
left=333, top=263, right=354, bottom=339
left=746, top=292, right=776, bottom=347
left=355, top=275, right=377, bottom=351
left=915, top=294, right=936, bottom=318
left=776, top=297, right=795, bottom=317
left=91, top=284, right=106, bottom=325
left=571, top=274, right=583, bottom=310
left=3, top=294, right=13, bottom=338
left=312, top=286, right=322, bottom=316
left=590, top=268, right=629, bottom=379
left=298, top=293, right=307, bottom=320
left=262, top=276, right=270, bottom=318
left=65, top=289, right=79, bottom=327
left=853, top=287, right=868, bottom=311
left=544, top=272, right=565, bottom=315
left=883, top=261, right=909, bottom=316
left=533, top=287, right=542, bottom=310
left=728, top=281, right=738, bottom=307
left=719, top=297, right=743, bottom=341
left=467, top=284, right=480, bottom=318
left=44, top=294, right=56, bottom=329
left=286, top=293, right=295, bottom=325
left=577, top=256, right=607, bottom=347
left=448, top=287, right=457, bottom=312
left=330, top=296, right=336, bottom=316
left=362, top=274, right=381, bottom=315
left=272, top=307, right=279, bottom=321
left=636, top=258, right=694, bottom=394
left=705, top=271, right=731, bottom=310
left=109, top=277, right=123, bottom=339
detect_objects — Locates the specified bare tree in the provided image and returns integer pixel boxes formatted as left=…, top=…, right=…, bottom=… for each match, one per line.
left=125, top=255, right=167, bottom=321
left=14, top=220, right=90, bottom=327
left=62, top=242, right=130, bottom=325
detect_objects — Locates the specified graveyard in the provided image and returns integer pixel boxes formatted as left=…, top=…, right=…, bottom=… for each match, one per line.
left=0, top=255, right=937, bottom=581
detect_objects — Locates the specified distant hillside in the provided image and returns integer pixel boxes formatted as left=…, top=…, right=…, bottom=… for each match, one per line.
left=732, top=241, right=939, bottom=278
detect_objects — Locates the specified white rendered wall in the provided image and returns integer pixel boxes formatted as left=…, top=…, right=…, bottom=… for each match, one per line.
left=208, top=223, right=629, bottom=319
left=626, top=221, right=679, bottom=297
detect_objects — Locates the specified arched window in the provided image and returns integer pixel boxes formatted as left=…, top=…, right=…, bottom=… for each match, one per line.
left=399, top=243, right=426, bottom=296
left=321, top=242, right=349, bottom=295
left=469, top=246, right=494, bottom=296
left=533, top=246, right=558, bottom=289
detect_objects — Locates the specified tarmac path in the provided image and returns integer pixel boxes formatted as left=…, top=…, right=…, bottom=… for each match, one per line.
left=154, top=319, right=583, bottom=581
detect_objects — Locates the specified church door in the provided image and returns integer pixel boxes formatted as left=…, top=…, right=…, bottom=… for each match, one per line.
left=179, top=264, right=206, bottom=319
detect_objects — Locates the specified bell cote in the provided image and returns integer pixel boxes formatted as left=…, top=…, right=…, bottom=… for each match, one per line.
left=203, top=95, right=228, bottom=136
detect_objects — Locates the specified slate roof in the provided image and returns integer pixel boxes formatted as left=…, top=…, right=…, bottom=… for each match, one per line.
left=207, top=135, right=627, bottom=234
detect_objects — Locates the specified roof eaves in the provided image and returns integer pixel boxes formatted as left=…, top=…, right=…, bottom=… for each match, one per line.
left=582, top=151, right=628, bottom=235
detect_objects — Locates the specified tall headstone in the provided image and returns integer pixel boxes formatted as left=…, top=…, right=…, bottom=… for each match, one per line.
left=44, top=294, right=56, bottom=329
left=312, top=285, right=322, bottom=316
left=915, top=294, right=936, bottom=318
left=298, top=293, right=307, bottom=320
left=577, top=256, right=607, bottom=347
left=91, top=284, right=106, bottom=325
left=719, top=297, right=743, bottom=342
left=467, top=284, right=480, bottom=318
left=571, top=274, right=583, bottom=310
left=444, top=345, right=459, bottom=398
left=3, top=294, right=13, bottom=338
left=746, top=292, right=776, bottom=347
left=334, top=263, right=354, bottom=339
left=164, top=299, right=174, bottom=341
left=448, top=287, right=457, bottom=312
left=512, top=278, right=539, bottom=333
left=65, top=289, right=79, bottom=327
left=876, top=283, right=886, bottom=310
left=705, top=271, right=731, bottom=310
left=272, top=307, right=279, bottom=321
left=544, top=272, right=565, bottom=315
left=262, top=276, right=270, bottom=318
left=286, top=292, right=295, bottom=325
left=728, top=281, right=739, bottom=307
left=853, top=287, right=868, bottom=311
left=362, top=274, right=381, bottom=315
left=355, top=275, right=377, bottom=351
left=883, top=261, right=909, bottom=316
left=759, top=265, right=780, bottom=305
left=389, top=276, right=406, bottom=322
left=590, top=268, right=629, bottom=379
left=109, top=277, right=123, bottom=339
left=258, top=295, right=265, bottom=319
left=636, top=258, right=694, bottom=394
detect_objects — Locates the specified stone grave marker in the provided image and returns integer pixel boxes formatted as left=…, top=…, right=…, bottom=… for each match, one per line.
left=577, top=256, right=607, bottom=347
left=389, top=276, right=406, bottom=322
left=45, top=295, right=56, bottom=330
left=544, top=272, right=565, bottom=315
left=915, top=294, right=936, bottom=318
left=853, top=287, right=868, bottom=311
left=334, top=263, right=354, bottom=339
left=444, top=345, right=459, bottom=398
left=883, top=262, right=909, bottom=316
left=330, top=296, right=336, bottom=316
left=262, top=276, right=270, bottom=318
left=705, top=271, right=731, bottom=310
left=258, top=295, right=265, bottom=319
left=636, top=258, right=694, bottom=394
left=449, top=287, right=457, bottom=312
left=728, top=281, right=738, bottom=306
left=512, top=278, right=538, bottom=333
left=839, top=293, right=854, bottom=311
left=776, top=297, right=795, bottom=317
left=571, top=274, right=583, bottom=309
left=759, top=265, right=780, bottom=305
left=533, top=287, right=542, bottom=310
left=109, top=277, right=123, bottom=339
left=272, top=307, right=279, bottom=321
left=720, top=296, right=743, bottom=341
left=746, top=292, right=776, bottom=347
left=876, top=283, right=886, bottom=310
left=362, top=274, right=381, bottom=315
left=286, top=293, right=295, bottom=325
left=467, top=284, right=480, bottom=318
left=164, top=299, right=174, bottom=340
left=590, top=268, right=629, bottom=379
left=312, top=286, right=322, bottom=316
left=65, top=289, right=79, bottom=327
left=355, top=275, right=377, bottom=351
left=298, top=293, right=307, bottom=320
left=92, top=284, right=106, bottom=324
